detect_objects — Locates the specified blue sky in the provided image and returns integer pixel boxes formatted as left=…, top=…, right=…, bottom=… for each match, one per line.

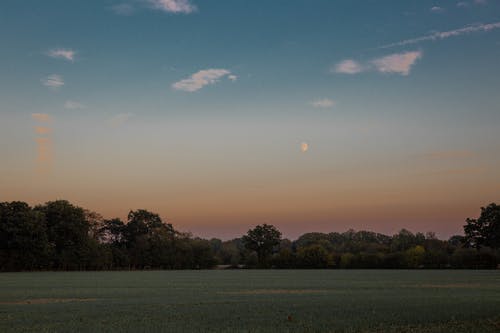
left=1, top=0, right=500, bottom=238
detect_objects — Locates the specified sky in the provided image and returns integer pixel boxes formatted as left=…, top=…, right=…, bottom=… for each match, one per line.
left=1, top=0, right=500, bottom=240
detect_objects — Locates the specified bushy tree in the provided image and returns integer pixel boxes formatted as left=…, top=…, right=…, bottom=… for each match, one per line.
left=0, top=202, right=49, bottom=270
left=35, top=200, right=90, bottom=270
left=242, top=224, right=281, bottom=268
left=464, top=203, right=500, bottom=249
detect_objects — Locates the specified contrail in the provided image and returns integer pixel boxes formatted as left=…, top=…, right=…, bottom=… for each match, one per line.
left=380, top=22, right=500, bottom=48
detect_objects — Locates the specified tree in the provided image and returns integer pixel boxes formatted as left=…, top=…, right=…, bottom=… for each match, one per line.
left=35, top=200, right=90, bottom=270
left=124, top=209, right=175, bottom=269
left=0, top=201, right=50, bottom=271
left=242, top=224, right=281, bottom=267
left=464, top=203, right=500, bottom=249
left=404, top=245, right=426, bottom=268
left=297, top=245, right=330, bottom=268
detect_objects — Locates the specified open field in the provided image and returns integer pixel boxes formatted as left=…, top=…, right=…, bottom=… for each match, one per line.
left=0, top=270, right=499, bottom=332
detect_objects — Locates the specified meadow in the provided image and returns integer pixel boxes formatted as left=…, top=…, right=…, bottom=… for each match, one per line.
left=0, top=270, right=499, bottom=332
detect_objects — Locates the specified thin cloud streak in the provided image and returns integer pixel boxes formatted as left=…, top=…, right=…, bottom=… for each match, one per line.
left=34, top=137, right=53, bottom=175
left=172, top=69, right=234, bottom=92
left=42, top=74, right=64, bottom=89
left=333, top=51, right=422, bottom=76
left=371, top=51, right=422, bottom=76
left=110, top=113, right=134, bottom=127
left=148, top=0, right=197, bottom=14
left=311, top=99, right=335, bottom=108
left=333, top=59, right=363, bottom=74
left=380, top=22, right=500, bottom=48
left=430, top=6, right=444, bottom=13
left=32, top=113, right=51, bottom=122
left=64, top=100, right=85, bottom=110
left=47, top=48, right=76, bottom=62
left=35, top=127, right=52, bottom=135
left=300, top=142, right=309, bottom=153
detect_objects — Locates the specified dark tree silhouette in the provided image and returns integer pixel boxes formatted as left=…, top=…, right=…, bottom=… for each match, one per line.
left=464, top=203, right=500, bottom=249
left=1, top=200, right=499, bottom=271
left=242, top=224, right=281, bottom=267
left=35, top=200, right=90, bottom=270
left=0, top=201, right=49, bottom=270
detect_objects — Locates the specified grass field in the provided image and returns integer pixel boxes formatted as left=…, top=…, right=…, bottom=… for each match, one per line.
left=0, top=270, right=499, bottom=332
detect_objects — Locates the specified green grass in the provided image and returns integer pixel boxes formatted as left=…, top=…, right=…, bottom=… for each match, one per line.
left=0, top=270, right=499, bottom=332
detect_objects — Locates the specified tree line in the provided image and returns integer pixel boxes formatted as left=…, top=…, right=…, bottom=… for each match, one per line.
left=0, top=200, right=498, bottom=271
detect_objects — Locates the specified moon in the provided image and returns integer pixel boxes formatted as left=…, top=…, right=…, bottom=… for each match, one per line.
left=300, top=142, right=309, bottom=153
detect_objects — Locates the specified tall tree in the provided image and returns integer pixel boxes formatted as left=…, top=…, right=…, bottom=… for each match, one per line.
left=464, top=203, right=500, bottom=249
left=0, top=202, right=49, bottom=271
left=124, top=209, right=175, bottom=268
left=35, top=200, right=90, bottom=270
left=242, top=224, right=281, bottom=267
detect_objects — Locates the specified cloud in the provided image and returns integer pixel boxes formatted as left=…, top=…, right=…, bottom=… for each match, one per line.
left=172, top=69, right=235, bottom=92
left=35, top=127, right=52, bottom=135
left=35, top=137, right=53, bottom=163
left=110, top=113, right=134, bottom=127
left=111, top=3, right=135, bottom=15
left=381, top=22, right=500, bottom=48
left=32, top=115, right=54, bottom=174
left=474, top=0, right=487, bottom=4
left=430, top=6, right=444, bottom=13
left=300, top=142, right=309, bottom=153
left=148, top=0, right=197, bottom=14
left=31, top=113, right=51, bottom=122
left=228, top=74, right=238, bottom=81
left=371, top=51, right=422, bottom=76
left=333, top=59, right=363, bottom=74
left=64, top=100, right=85, bottom=110
left=47, top=48, right=76, bottom=62
left=457, top=1, right=469, bottom=7
left=311, top=98, right=335, bottom=108
left=42, top=74, right=64, bottom=89
left=333, top=51, right=422, bottom=76
left=422, top=150, right=475, bottom=160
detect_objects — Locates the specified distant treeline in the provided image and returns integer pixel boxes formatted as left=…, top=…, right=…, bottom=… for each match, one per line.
left=0, top=200, right=499, bottom=271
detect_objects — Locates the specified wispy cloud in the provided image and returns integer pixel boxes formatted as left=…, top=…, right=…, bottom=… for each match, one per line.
left=42, top=74, right=64, bottom=89
left=311, top=98, right=335, bottom=108
left=148, top=0, right=197, bottom=14
left=111, top=3, right=135, bottom=15
left=333, top=59, right=363, bottom=74
left=381, top=22, right=500, bottom=48
left=32, top=113, right=51, bottom=122
left=172, top=69, right=235, bottom=92
left=32, top=115, right=53, bottom=174
left=64, top=100, right=85, bottom=110
left=333, top=51, right=422, bottom=76
left=371, top=51, right=422, bottom=76
left=474, top=0, right=487, bottom=5
left=35, top=127, right=52, bottom=135
left=35, top=137, right=53, bottom=163
left=430, top=6, right=444, bottom=13
left=457, top=1, right=469, bottom=7
left=110, top=113, right=134, bottom=127
left=300, top=142, right=309, bottom=153
left=47, top=48, right=76, bottom=62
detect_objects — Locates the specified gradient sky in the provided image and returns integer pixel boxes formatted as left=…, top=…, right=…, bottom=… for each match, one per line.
left=1, top=0, right=500, bottom=239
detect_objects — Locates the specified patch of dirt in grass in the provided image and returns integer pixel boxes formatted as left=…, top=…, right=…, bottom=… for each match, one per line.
left=219, top=289, right=330, bottom=295
left=0, top=298, right=97, bottom=305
